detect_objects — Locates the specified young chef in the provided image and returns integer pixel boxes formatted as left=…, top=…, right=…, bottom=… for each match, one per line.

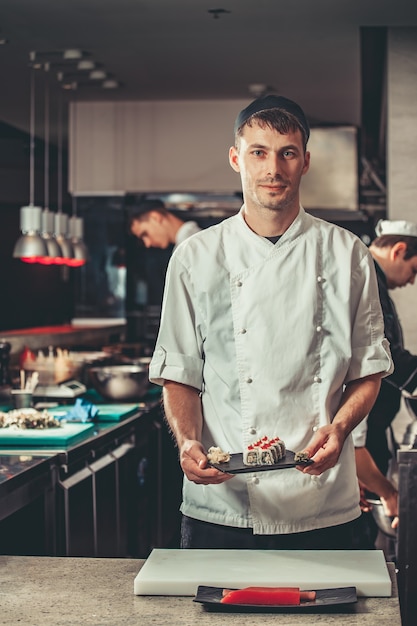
left=129, top=199, right=200, bottom=251
left=149, top=94, right=393, bottom=550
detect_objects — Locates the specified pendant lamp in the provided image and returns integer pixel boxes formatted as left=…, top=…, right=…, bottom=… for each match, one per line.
left=55, top=93, right=74, bottom=265
left=13, top=68, right=48, bottom=262
left=67, top=98, right=88, bottom=267
left=38, top=73, right=64, bottom=265
left=67, top=215, right=88, bottom=267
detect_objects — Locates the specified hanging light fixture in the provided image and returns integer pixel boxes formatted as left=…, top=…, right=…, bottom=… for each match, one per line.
left=13, top=67, right=48, bottom=262
left=54, top=92, right=74, bottom=265
left=67, top=214, right=88, bottom=267
left=67, top=95, right=88, bottom=268
left=38, top=70, right=64, bottom=265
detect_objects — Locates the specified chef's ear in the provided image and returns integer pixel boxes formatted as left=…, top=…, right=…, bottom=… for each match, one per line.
left=392, top=241, right=407, bottom=260
left=149, top=210, right=164, bottom=224
left=229, top=146, right=240, bottom=173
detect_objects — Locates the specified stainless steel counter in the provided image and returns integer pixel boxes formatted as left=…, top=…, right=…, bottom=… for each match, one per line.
left=1, top=322, right=127, bottom=365
left=0, top=556, right=402, bottom=626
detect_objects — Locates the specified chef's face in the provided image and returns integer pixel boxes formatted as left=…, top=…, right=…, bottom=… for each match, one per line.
left=130, top=213, right=171, bottom=249
left=386, top=243, right=417, bottom=288
left=229, top=122, right=310, bottom=214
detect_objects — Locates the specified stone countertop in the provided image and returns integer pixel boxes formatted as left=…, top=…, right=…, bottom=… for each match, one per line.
left=0, top=556, right=402, bottom=626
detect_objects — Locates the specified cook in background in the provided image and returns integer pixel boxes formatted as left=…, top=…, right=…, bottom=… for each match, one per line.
left=351, top=219, right=417, bottom=548
left=149, top=94, right=393, bottom=550
left=365, top=219, right=417, bottom=475
left=129, top=199, right=200, bottom=252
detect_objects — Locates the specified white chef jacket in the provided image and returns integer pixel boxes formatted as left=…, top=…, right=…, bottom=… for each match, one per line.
left=174, top=221, right=200, bottom=250
left=150, top=207, right=392, bottom=534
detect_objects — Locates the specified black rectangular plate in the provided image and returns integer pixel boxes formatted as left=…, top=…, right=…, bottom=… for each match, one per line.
left=208, top=450, right=313, bottom=474
left=194, top=586, right=357, bottom=612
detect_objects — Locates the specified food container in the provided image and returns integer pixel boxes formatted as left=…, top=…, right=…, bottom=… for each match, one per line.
left=88, top=364, right=150, bottom=401
left=367, top=498, right=397, bottom=538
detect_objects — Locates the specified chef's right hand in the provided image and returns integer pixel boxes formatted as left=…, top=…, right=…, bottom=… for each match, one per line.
left=179, top=439, right=234, bottom=485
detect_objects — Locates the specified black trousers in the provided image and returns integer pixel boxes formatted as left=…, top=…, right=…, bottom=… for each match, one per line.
left=180, top=514, right=360, bottom=550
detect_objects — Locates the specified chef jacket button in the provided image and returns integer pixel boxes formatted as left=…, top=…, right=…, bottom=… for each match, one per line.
left=316, top=326, right=322, bottom=333
left=249, top=427, right=257, bottom=435
left=236, top=280, right=243, bottom=287
left=313, top=376, right=322, bottom=383
left=317, top=275, right=325, bottom=283
left=246, top=377, right=253, bottom=384
left=312, top=425, right=318, bottom=432
left=239, top=328, right=247, bottom=334
left=251, top=477, right=259, bottom=485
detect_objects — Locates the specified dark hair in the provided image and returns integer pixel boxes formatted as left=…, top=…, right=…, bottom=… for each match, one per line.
left=235, top=109, right=309, bottom=151
left=372, top=234, right=417, bottom=260
left=128, top=199, right=167, bottom=229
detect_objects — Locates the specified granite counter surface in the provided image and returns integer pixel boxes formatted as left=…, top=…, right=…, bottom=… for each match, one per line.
left=0, top=556, right=402, bottom=626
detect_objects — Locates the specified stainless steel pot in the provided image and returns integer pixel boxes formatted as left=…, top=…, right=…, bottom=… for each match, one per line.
left=88, top=364, right=150, bottom=401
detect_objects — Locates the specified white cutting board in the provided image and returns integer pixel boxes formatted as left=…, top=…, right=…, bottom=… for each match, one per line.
left=134, top=549, right=391, bottom=597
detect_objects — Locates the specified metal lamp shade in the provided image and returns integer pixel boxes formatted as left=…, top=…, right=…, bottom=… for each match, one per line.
left=54, top=213, right=74, bottom=261
left=39, top=210, right=64, bottom=264
left=68, top=216, right=88, bottom=266
left=13, top=205, right=48, bottom=260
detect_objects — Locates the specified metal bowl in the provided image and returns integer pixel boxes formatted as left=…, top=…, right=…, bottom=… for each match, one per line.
left=88, top=365, right=150, bottom=401
left=367, top=498, right=397, bottom=539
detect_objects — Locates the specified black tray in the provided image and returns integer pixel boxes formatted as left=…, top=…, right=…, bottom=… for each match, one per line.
left=208, top=450, right=313, bottom=474
left=194, top=586, right=357, bottom=612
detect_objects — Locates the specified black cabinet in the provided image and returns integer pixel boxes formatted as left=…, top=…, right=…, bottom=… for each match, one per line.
left=56, top=411, right=161, bottom=558
left=0, top=456, right=57, bottom=555
left=0, top=401, right=183, bottom=558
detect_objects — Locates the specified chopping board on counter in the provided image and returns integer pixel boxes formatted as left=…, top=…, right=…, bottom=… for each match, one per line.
left=0, top=422, right=95, bottom=447
left=134, top=548, right=392, bottom=597
left=46, top=403, right=140, bottom=422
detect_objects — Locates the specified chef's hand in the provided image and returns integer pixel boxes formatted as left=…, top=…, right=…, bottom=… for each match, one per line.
left=380, top=490, right=399, bottom=529
left=179, top=439, right=234, bottom=485
left=358, top=483, right=372, bottom=513
left=295, top=423, right=345, bottom=476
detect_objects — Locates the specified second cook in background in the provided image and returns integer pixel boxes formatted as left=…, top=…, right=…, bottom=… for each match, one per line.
left=150, top=94, right=393, bottom=550
left=129, top=199, right=200, bottom=251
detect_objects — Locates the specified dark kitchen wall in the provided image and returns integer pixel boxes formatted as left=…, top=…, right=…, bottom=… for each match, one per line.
left=0, top=121, right=75, bottom=331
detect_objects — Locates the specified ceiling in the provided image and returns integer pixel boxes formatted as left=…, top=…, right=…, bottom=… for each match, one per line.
left=1, top=0, right=417, bottom=143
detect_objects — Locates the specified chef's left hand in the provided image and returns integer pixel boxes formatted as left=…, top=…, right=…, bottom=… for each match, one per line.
left=295, top=423, right=345, bottom=476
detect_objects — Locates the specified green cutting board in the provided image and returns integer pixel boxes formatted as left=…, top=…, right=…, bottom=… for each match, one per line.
left=94, top=403, right=140, bottom=421
left=47, top=403, right=140, bottom=422
left=0, top=422, right=95, bottom=447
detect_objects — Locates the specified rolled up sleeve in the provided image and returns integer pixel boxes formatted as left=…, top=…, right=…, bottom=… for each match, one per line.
left=346, top=252, right=393, bottom=383
left=149, top=252, right=205, bottom=390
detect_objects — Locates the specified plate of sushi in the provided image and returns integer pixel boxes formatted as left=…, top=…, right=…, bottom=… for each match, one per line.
left=207, top=444, right=313, bottom=474
left=194, top=585, right=357, bottom=611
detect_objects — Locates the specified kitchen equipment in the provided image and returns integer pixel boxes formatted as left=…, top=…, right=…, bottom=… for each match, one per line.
left=88, top=365, right=149, bottom=401
left=11, top=389, right=33, bottom=409
left=0, top=422, right=95, bottom=447
left=22, top=347, right=83, bottom=386
left=33, top=379, right=87, bottom=400
left=134, top=548, right=392, bottom=597
left=368, top=499, right=397, bottom=539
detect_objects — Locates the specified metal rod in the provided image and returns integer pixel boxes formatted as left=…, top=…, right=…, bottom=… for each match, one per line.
left=44, top=74, right=50, bottom=209
left=57, top=92, right=62, bottom=213
left=29, top=69, right=35, bottom=206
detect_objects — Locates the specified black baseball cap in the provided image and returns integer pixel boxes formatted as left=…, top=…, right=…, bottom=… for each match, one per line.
left=234, top=94, right=310, bottom=142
